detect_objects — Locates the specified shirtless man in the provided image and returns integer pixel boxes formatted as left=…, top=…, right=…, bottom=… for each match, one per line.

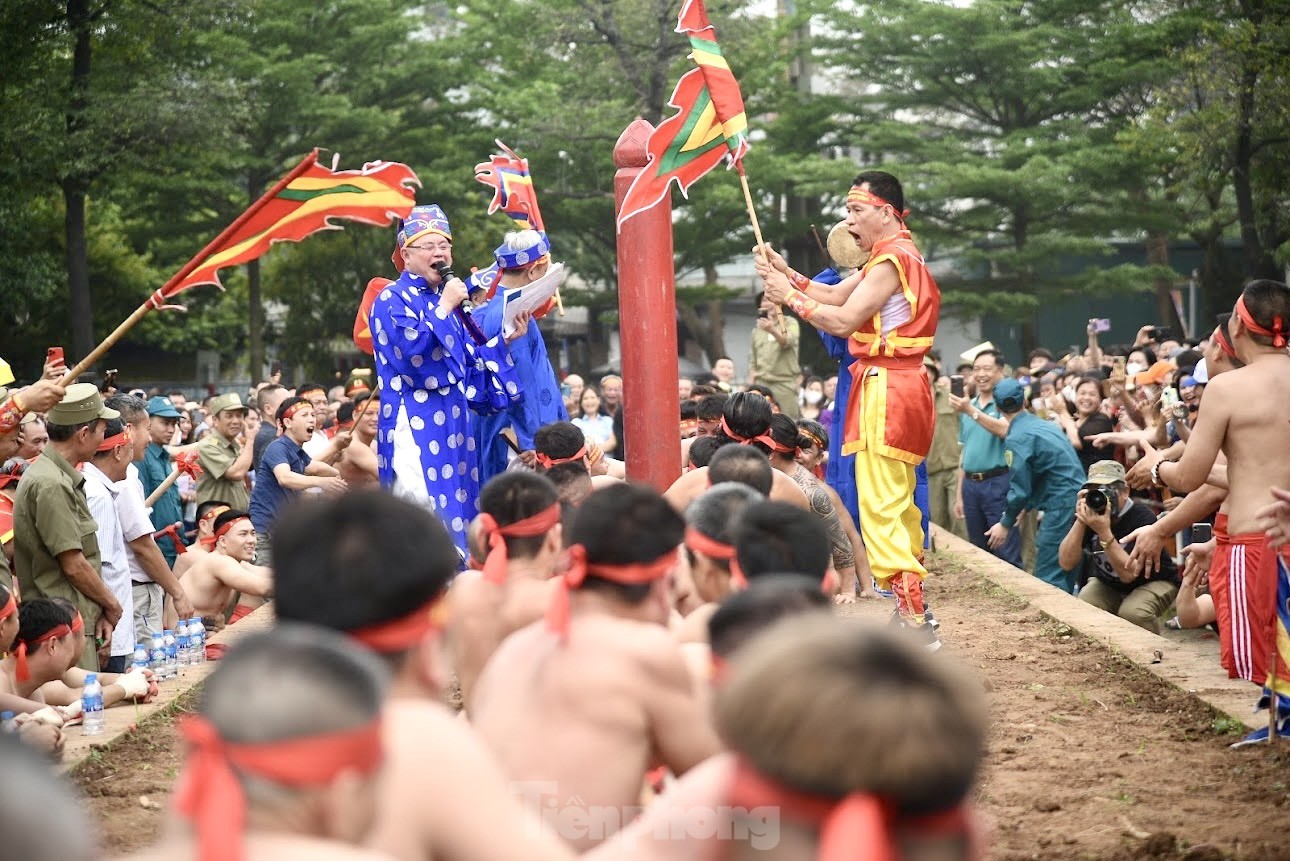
left=125, top=625, right=393, bottom=861
left=337, top=392, right=380, bottom=489
left=533, top=421, right=619, bottom=507
left=609, top=618, right=987, bottom=861
left=270, top=489, right=578, bottom=861
left=764, top=415, right=860, bottom=602
left=171, top=501, right=228, bottom=580
left=667, top=444, right=808, bottom=511
left=470, top=483, right=723, bottom=850
left=674, top=483, right=762, bottom=646
left=734, top=500, right=833, bottom=588
left=37, top=597, right=153, bottom=709
left=665, top=393, right=810, bottom=512
left=1134, top=280, right=1290, bottom=745
left=449, top=471, right=563, bottom=711
left=0, top=599, right=148, bottom=728
left=181, top=510, right=273, bottom=624
left=796, top=417, right=879, bottom=599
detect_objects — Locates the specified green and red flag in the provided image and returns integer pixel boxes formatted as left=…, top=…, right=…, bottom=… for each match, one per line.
left=617, top=0, right=750, bottom=230
left=475, top=139, right=546, bottom=232
left=151, top=150, right=420, bottom=309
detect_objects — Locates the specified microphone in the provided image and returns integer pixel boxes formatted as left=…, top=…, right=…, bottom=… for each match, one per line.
left=431, top=261, right=486, bottom=345
left=432, top=262, right=473, bottom=314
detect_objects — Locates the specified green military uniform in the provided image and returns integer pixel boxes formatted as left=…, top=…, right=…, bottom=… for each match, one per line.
left=926, top=382, right=966, bottom=539
left=998, top=391, right=1085, bottom=593
left=195, top=393, right=249, bottom=510
left=749, top=315, right=801, bottom=420
left=13, top=384, right=120, bottom=669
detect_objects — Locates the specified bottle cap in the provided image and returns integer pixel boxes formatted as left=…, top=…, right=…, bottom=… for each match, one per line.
left=1, top=711, right=14, bottom=720
left=85, top=673, right=97, bottom=682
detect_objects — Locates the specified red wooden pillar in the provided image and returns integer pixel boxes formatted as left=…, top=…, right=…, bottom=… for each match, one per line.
left=613, top=119, right=680, bottom=491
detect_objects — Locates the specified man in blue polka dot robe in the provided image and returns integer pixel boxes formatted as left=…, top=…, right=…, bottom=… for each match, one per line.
left=371, top=204, right=524, bottom=555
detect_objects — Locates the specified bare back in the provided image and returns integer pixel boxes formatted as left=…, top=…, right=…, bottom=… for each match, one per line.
left=1184, top=356, right=1290, bottom=533
left=470, top=613, right=721, bottom=850
left=366, top=699, right=577, bottom=861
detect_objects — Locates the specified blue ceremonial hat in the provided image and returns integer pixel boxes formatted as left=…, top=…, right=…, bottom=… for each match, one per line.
left=494, top=231, right=551, bottom=271
left=467, top=262, right=502, bottom=298
left=401, top=204, right=452, bottom=247
left=993, top=378, right=1025, bottom=412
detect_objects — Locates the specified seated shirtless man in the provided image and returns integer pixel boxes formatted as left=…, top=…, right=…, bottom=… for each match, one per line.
left=533, top=421, right=619, bottom=507
left=470, top=483, right=722, bottom=851
left=674, top=482, right=763, bottom=646
left=0, top=599, right=149, bottom=734
left=336, top=391, right=379, bottom=489
left=449, top=471, right=563, bottom=711
left=125, top=624, right=392, bottom=861
left=611, top=618, right=987, bottom=861
left=270, top=489, right=578, bottom=861
left=181, top=510, right=273, bottom=628
left=37, top=596, right=153, bottom=709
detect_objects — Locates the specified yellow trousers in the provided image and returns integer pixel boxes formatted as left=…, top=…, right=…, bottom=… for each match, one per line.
left=852, top=378, right=927, bottom=586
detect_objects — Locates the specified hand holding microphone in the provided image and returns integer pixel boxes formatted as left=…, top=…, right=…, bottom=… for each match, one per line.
left=432, top=262, right=486, bottom=344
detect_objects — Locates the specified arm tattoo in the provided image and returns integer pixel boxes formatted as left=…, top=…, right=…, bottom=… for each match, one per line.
left=809, top=484, right=856, bottom=569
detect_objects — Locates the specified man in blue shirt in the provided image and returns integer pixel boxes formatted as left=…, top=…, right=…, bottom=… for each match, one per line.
left=950, top=349, right=1021, bottom=566
left=135, top=396, right=185, bottom=565
left=985, top=379, right=1086, bottom=592
left=249, top=397, right=347, bottom=565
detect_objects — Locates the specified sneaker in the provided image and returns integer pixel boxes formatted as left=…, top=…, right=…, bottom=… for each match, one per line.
left=925, top=608, right=941, bottom=630
left=1164, top=617, right=1182, bottom=630
left=888, top=609, right=942, bottom=652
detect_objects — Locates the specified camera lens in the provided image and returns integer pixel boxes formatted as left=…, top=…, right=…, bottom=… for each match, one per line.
left=1084, top=485, right=1108, bottom=514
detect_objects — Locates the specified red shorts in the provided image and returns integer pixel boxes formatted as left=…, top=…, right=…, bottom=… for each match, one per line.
left=1212, top=517, right=1281, bottom=686
left=229, top=603, right=255, bottom=625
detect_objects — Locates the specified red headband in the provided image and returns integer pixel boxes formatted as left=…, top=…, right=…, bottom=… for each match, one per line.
left=70, top=611, right=84, bottom=634
left=347, top=596, right=448, bottom=653
left=154, top=523, right=188, bottom=555
left=685, top=527, right=747, bottom=589
left=175, top=714, right=384, bottom=861
left=535, top=445, right=587, bottom=470
left=727, top=757, right=976, bottom=861
left=719, top=418, right=777, bottom=451
left=14, top=624, right=72, bottom=682
left=847, top=186, right=910, bottom=220
left=199, top=506, right=232, bottom=551
left=280, top=401, right=312, bottom=423
left=546, top=546, right=678, bottom=639
left=1235, top=294, right=1286, bottom=349
left=478, top=502, right=562, bottom=586
left=213, top=516, right=250, bottom=544
left=96, top=425, right=132, bottom=452
left=0, top=591, right=14, bottom=623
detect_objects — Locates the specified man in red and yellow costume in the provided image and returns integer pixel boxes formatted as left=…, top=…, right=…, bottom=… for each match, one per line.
left=758, top=170, right=941, bottom=648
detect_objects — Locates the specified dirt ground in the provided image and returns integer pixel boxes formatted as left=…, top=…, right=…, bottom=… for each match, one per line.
left=77, top=552, right=1290, bottom=860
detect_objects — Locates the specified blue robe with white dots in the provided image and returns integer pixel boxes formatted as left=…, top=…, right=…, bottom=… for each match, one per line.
left=371, top=270, right=521, bottom=553
left=472, top=288, right=568, bottom=484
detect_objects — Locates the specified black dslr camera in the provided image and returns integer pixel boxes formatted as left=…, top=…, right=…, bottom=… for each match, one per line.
left=1082, top=483, right=1115, bottom=517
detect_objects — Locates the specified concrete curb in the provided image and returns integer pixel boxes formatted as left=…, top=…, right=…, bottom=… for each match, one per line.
left=60, top=603, right=275, bottom=772
left=929, top=525, right=1262, bottom=731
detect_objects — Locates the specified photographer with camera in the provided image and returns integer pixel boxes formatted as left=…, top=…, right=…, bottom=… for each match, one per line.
left=1059, top=460, right=1179, bottom=633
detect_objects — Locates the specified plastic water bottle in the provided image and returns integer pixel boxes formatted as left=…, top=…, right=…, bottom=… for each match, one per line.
left=0, top=711, right=16, bottom=733
left=188, top=617, right=206, bottom=664
left=176, top=619, right=191, bottom=668
left=163, top=629, right=178, bottom=678
left=150, top=633, right=168, bottom=681
left=132, top=642, right=150, bottom=672
left=81, top=674, right=105, bottom=736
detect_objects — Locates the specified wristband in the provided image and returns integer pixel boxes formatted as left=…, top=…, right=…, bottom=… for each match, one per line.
left=787, top=269, right=810, bottom=290
left=784, top=289, right=821, bottom=321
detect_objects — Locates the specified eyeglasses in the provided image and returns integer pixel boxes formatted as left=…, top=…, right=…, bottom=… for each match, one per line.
left=408, top=242, right=451, bottom=253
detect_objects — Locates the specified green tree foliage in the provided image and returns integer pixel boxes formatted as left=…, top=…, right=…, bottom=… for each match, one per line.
left=812, top=0, right=1187, bottom=345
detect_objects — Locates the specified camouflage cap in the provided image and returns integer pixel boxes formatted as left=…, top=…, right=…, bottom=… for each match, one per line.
left=1085, top=460, right=1126, bottom=485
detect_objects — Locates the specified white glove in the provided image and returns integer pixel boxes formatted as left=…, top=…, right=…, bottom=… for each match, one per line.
left=116, top=669, right=151, bottom=699
left=26, top=705, right=66, bottom=727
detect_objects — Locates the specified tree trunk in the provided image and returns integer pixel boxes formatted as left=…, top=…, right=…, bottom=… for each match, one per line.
left=704, top=298, right=727, bottom=362
left=64, top=0, right=94, bottom=360
left=1145, top=232, right=1184, bottom=334
left=1232, top=15, right=1280, bottom=280
left=247, top=175, right=266, bottom=382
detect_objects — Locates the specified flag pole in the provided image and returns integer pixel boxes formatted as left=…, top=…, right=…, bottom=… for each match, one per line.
left=60, top=150, right=321, bottom=384
left=736, top=161, right=788, bottom=333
